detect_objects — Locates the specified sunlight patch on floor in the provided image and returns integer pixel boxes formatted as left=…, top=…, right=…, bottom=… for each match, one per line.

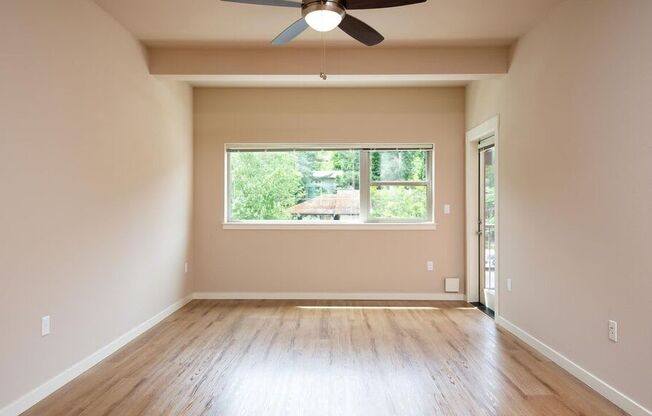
left=296, top=306, right=439, bottom=310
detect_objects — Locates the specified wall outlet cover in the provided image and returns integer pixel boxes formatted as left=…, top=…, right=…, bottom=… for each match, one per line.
left=608, top=320, right=618, bottom=342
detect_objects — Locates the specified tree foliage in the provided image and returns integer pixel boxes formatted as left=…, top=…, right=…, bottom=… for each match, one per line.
left=230, top=152, right=303, bottom=220
left=331, top=151, right=360, bottom=189
left=296, top=151, right=322, bottom=199
left=370, top=150, right=426, bottom=181
left=370, top=186, right=427, bottom=219
left=229, top=150, right=429, bottom=221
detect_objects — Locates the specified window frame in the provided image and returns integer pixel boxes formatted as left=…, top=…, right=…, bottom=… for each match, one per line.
left=223, top=143, right=436, bottom=230
left=362, top=149, right=433, bottom=224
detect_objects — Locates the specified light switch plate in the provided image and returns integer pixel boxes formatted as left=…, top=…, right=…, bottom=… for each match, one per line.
left=41, top=316, right=50, bottom=336
left=443, top=204, right=451, bottom=214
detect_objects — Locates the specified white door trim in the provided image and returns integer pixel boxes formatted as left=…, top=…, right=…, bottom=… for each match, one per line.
left=465, top=116, right=500, bottom=315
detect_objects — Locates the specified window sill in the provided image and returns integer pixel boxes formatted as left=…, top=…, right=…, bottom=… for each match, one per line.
left=222, top=222, right=437, bottom=231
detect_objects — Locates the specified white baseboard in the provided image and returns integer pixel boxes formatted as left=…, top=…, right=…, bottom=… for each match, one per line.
left=193, top=292, right=466, bottom=301
left=0, top=294, right=194, bottom=416
left=496, top=316, right=651, bottom=416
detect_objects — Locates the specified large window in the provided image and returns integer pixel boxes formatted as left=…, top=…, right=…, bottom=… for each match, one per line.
left=225, top=144, right=433, bottom=226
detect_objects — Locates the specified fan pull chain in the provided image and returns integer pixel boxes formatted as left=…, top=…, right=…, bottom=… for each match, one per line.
left=320, top=33, right=327, bottom=80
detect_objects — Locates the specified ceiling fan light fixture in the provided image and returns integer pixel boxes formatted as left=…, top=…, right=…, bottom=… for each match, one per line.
left=305, top=9, right=342, bottom=32
left=302, top=2, right=345, bottom=32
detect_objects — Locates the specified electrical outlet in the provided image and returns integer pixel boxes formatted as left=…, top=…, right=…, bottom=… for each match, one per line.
left=184, top=262, right=188, bottom=274
left=41, top=316, right=50, bottom=336
left=507, top=278, right=512, bottom=292
left=608, top=320, right=618, bottom=342
left=426, top=261, right=434, bottom=272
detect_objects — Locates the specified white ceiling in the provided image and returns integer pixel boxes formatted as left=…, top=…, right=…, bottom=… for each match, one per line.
left=96, top=0, right=561, bottom=47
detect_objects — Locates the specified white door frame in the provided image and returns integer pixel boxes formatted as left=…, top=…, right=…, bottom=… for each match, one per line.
left=465, top=116, right=500, bottom=315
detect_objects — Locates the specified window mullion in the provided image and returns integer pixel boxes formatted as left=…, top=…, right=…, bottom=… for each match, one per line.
left=359, top=150, right=370, bottom=223
left=370, top=181, right=429, bottom=187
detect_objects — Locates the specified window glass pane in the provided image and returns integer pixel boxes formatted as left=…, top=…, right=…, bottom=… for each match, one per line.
left=230, top=150, right=360, bottom=221
left=370, top=150, right=427, bottom=182
left=369, top=185, right=427, bottom=220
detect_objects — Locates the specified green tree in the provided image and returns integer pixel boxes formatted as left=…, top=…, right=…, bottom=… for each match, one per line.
left=297, top=151, right=321, bottom=199
left=230, top=152, right=304, bottom=220
left=405, top=151, right=426, bottom=181
left=371, top=151, right=381, bottom=181
left=370, top=186, right=427, bottom=219
left=332, top=150, right=360, bottom=189
left=370, top=150, right=426, bottom=181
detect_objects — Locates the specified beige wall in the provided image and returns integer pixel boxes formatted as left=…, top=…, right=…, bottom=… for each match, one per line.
left=148, top=46, right=509, bottom=76
left=466, top=0, right=652, bottom=410
left=194, top=88, right=465, bottom=294
left=0, top=0, right=193, bottom=409
left=465, top=77, right=507, bottom=130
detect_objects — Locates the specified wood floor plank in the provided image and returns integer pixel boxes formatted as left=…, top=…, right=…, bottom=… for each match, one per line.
left=20, top=300, right=628, bottom=416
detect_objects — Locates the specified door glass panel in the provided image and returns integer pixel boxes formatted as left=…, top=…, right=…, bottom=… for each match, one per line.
left=482, top=147, right=496, bottom=290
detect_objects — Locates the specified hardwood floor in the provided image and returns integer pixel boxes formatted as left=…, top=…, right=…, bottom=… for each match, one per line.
left=22, top=300, right=628, bottom=416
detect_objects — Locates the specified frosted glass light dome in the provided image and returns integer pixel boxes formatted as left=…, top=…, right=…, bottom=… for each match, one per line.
left=305, top=9, right=343, bottom=32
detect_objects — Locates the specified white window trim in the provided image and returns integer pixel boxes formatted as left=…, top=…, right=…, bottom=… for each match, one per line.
left=223, top=143, right=436, bottom=230
left=222, top=222, right=436, bottom=230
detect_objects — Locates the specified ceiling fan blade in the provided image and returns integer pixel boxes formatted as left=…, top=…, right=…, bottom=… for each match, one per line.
left=272, top=18, right=310, bottom=45
left=338, top=14, right=384, bottom=46
left=345, top=0, right=425, bottom=9
left=222, top=0, right=302, bottom=8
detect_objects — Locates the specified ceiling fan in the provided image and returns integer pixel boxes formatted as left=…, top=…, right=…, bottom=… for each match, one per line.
left=222, top=0, right=426, bottom=46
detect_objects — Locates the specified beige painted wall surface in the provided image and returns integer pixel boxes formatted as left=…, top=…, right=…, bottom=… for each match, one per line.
left=0, top=0, right=193, bottom=409
left=194, top=88, right=465, bottom=294
left=465, top=77, right=507, bottom=130
left=467, top=0, right=652, bottom=410
left=147, top=46, right=509, bottom=76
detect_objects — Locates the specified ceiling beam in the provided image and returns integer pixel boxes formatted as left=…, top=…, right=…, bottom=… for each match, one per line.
left=147, top=46, right=508, bottom=77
